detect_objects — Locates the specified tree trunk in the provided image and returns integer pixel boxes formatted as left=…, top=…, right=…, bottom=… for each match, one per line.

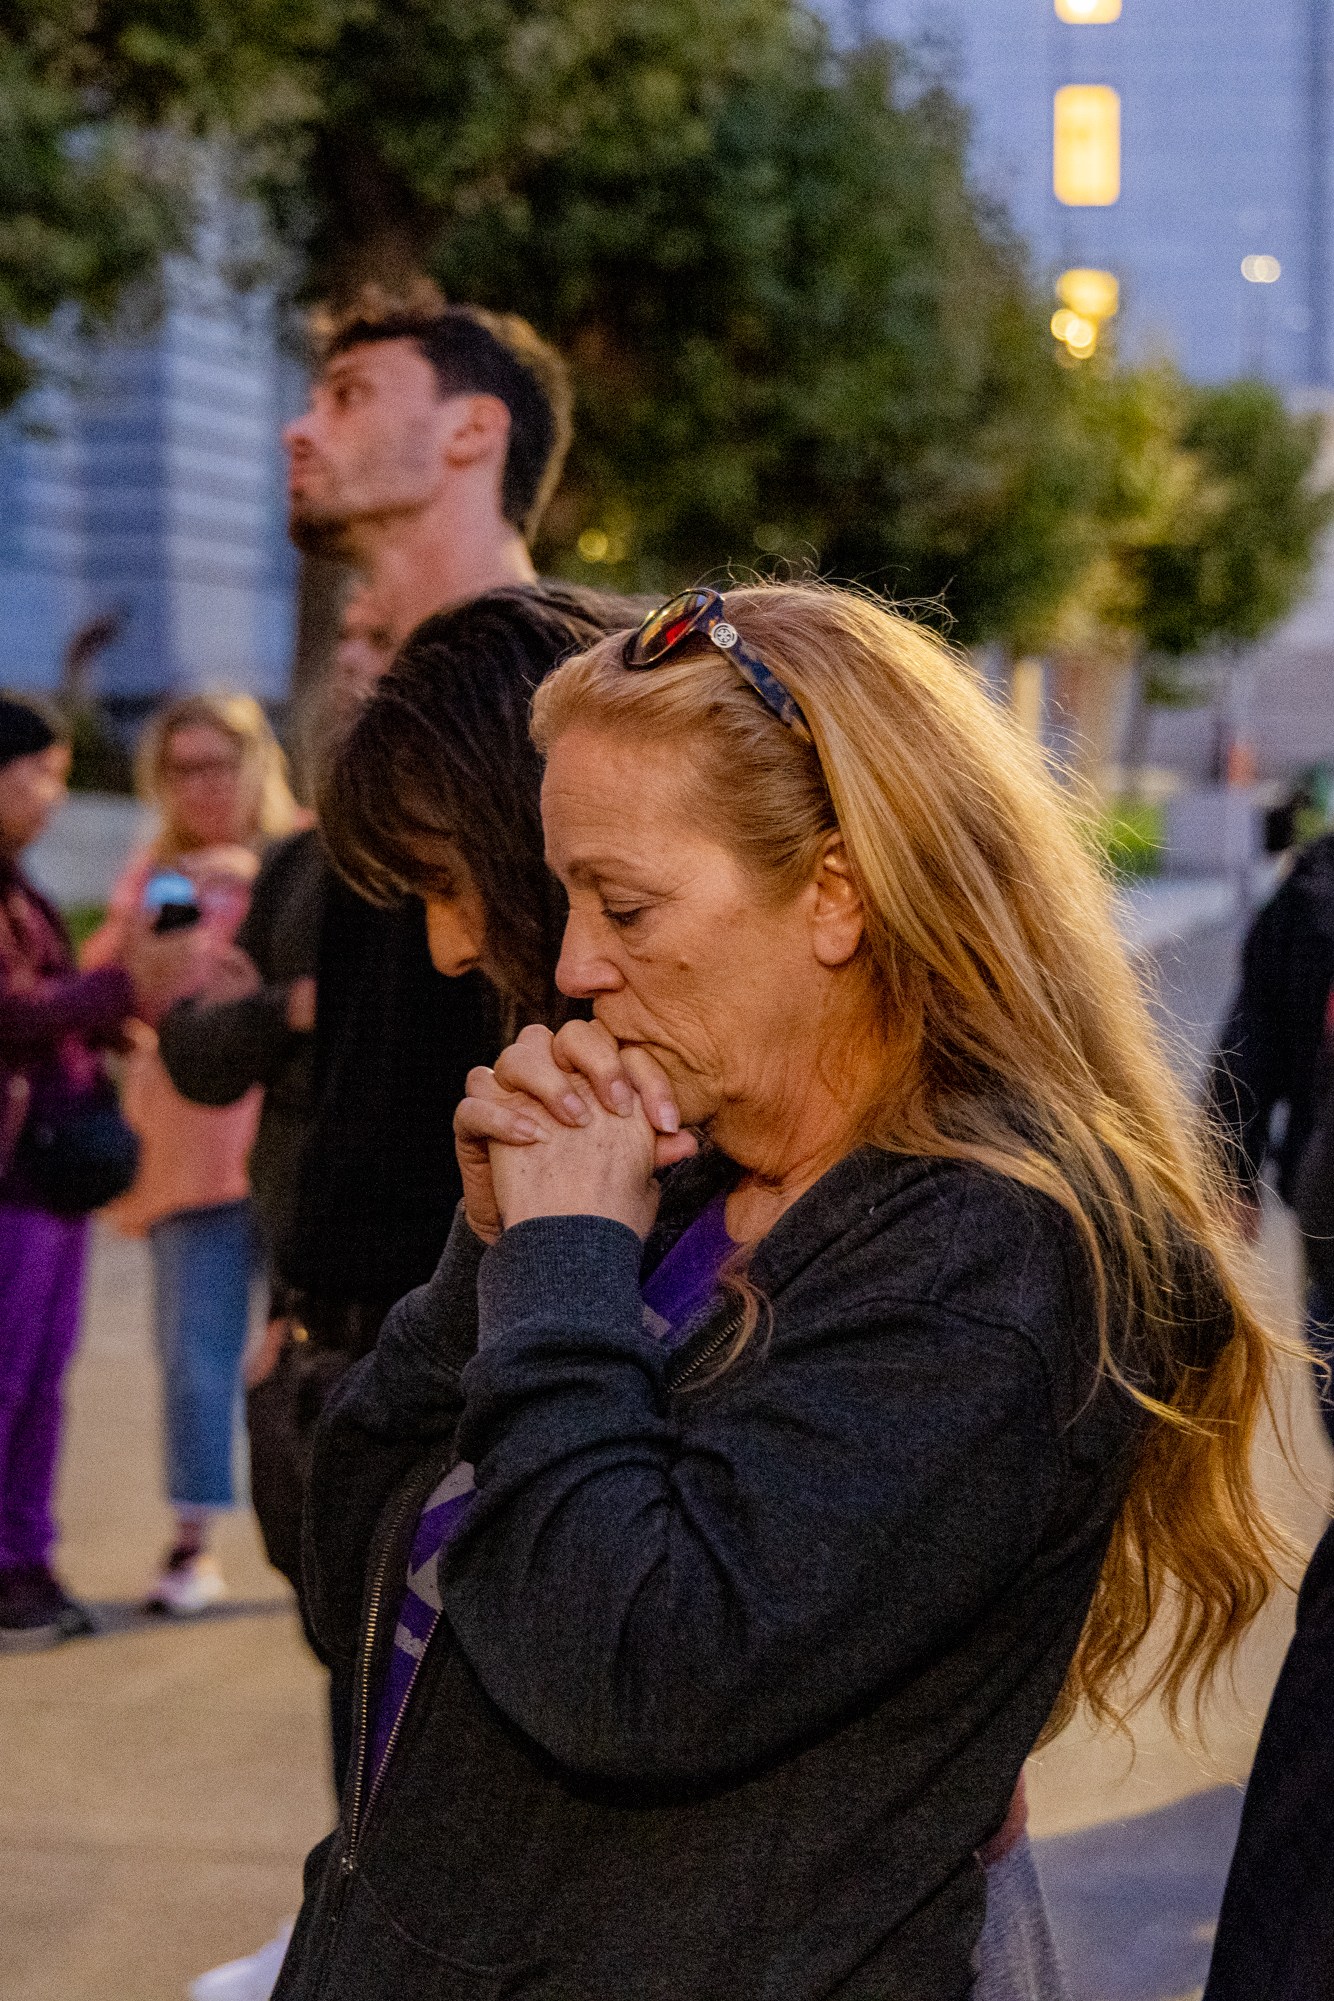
left=289, top=553, right=353, bottom=801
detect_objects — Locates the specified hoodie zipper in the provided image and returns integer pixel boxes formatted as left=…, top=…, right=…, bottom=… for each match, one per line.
left=341, top=1307, right=737, bottom=1881
left=340, top=1476, right=432, bottom=1878
left=318, top=1293, right=742, bottom=1972
left=665, top=1301, right=744, bottom=1391
left=311, top=1457, right=451, bottom=1999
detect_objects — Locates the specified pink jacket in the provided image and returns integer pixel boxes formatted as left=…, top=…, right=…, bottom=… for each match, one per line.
left=83, top=848, right=262, bottom=1236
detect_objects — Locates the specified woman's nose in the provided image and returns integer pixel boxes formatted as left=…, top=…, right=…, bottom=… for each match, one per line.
left=556, top=921, right=620, bottom=999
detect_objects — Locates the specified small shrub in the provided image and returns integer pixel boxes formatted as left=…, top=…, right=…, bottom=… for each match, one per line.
left=1086, top=797, right=1165, bottom=882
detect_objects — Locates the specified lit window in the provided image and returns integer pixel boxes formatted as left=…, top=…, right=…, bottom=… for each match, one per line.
left=1053, top=85, right=1121, bottom=206
left=1241, top=254, right=1282, bottom=284
left=1055, top=0, right=1122, bottom=20
left=1056, top=268, right=1119, bottom=320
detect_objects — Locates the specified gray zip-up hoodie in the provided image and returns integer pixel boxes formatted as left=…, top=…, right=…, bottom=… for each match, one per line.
left=276, top=1145, right=1208, bottom=2001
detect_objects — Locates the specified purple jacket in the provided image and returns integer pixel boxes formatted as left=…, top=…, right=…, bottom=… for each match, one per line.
left=0, top=860, right=133, bottom=1199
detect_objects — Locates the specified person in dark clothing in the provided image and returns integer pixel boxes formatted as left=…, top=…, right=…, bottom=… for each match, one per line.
left=0, top=697, right=136, bottom=1648
left=278, top=878, right=496, bottom=1311
left=1207, top=829, right=1334, bottom=1439
left=157, top=590, right=626, bottom=1753
left=1208, top=830, right=1334, bottom=1215
left=317, top=586, right=641, bottom=1037
left=1201, top=835, right=1334, bottom=1999
left=274, top=584, right=1285, bottom=2001
left=1203, top=1518, right=1334, bottom=2001
left=155, top=823, right=327, bottom=1601
left=158, top=294, right=593, bottom=1631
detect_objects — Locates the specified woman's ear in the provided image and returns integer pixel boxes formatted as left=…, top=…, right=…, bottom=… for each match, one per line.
left=809, top=837, right=865, bottom=968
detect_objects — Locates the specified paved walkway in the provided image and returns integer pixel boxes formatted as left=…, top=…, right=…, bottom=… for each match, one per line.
left=0, top=1197, right=1328, bottom=2001
left=0, top=1229, right=331, bottom=2001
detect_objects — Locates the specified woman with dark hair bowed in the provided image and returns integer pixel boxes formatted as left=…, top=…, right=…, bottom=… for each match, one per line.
left=316, top=585, right=629, bottom=1036
left=276, top=583, right=1285, bottom=2001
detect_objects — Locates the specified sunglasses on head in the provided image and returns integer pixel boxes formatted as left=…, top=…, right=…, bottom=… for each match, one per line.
left=622, top=590, right=808, bottom=736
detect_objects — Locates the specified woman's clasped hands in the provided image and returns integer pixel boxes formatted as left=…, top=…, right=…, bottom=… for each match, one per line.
left=454, top=1021, right=699, bottom=1244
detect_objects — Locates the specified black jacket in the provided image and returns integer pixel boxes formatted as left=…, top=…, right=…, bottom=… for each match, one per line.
left=1208, top=834, right=1334, bottom=1203
left=158, top=827, right=324, bottom=1260
left=1204, top=1519, right=1334, bottom=2001
left=159, top=830, right=498, bottom=1300
left=275, top=1147, right=1151, bottom=2001
left=281, top=874, right=497, bottom=1300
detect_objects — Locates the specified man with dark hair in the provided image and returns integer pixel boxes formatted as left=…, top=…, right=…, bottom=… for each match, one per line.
left=158, top=295, right=605, bottom=1809
left=285, top=304, right=574, bottom=645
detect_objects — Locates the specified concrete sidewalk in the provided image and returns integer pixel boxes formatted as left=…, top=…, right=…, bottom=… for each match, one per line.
left=0, top=1201, right=1328, bottom=2001
left=0, top=1228, right=331, bottom=2001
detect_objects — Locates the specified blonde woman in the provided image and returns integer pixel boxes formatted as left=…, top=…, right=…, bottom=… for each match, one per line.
left=273, top=584, right=1284, bottom=2001
left=84, top=694, right=301, bottom=1613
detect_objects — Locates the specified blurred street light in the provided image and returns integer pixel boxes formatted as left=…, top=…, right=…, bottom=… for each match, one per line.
left=1055, top=0, right=1122, bottom=19
left=1051, top=308, right=1099, bottom=357
left=1057, top=267, right=1120, bottom=321
left=576, top=526, right=628, bottom=564
left=1052, top=268, right=1118, bottom=359
left=1054, top=85, right=1121, bottom=206
left=1240, top=256, right=1281, bottom=372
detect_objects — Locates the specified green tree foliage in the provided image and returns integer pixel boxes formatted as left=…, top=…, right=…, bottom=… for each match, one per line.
left=6, top=2, right=1327, bottom=661
left=1048, top=358, right=1332, bottom=670
left=0, top=4, right=184, bottom=403
left=1043, top=358, right=1332, bottom=789
left=2, top=0, right=1097, bottom=645
left=1139, top=378, right=1334, bottom=660
left=273, top=6, right=1095, bottom=639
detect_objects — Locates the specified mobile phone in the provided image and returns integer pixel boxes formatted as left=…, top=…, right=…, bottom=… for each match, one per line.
left=142, top=869, right=202, bottom=934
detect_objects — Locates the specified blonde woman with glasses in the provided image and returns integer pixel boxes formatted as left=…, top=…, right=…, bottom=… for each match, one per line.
left=84, top=694, right=301, bottom=1613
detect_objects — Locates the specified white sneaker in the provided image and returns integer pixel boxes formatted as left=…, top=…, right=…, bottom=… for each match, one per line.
left=144, top=1548, right=226, bottom=1617
left=189, top=1924, right=293, bottom=2001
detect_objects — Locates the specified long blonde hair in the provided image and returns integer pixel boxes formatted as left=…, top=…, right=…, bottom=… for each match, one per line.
left=137, top=693, right=300, bottom=853
left=532, top=580, right=1286, bottom=1741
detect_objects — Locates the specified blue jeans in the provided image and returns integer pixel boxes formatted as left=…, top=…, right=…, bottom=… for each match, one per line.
left=148, top=1200, right=257, bottom=1509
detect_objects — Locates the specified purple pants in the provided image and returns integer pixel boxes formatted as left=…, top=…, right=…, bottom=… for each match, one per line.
left=0, top=1203, right=89, bottom=1570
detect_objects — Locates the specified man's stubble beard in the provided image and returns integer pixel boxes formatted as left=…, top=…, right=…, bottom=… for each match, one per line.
left=287, top=504, right=362, bottom=563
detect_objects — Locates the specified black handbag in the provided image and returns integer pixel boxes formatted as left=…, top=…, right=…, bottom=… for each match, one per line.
left=17, top=1088, right=140, bottom=1216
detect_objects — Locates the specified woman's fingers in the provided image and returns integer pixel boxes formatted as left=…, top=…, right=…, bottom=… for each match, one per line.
left=490, top=1022, right=685, bottom=1137
left=617, top=1045, right=681, bottom=1135
left=551, top=1021, right=684, bottom=1136
left=549, top=1018, right=638, bottom=1117
left=456, top=1069, right=549, bottom=1146
left=492, top=1026, right=595, bottom=1127
left=652, top=1128, right=699, bottom=1171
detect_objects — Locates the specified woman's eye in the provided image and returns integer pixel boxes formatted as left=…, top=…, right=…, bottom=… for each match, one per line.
left=603, top=906, right=644, bottom=930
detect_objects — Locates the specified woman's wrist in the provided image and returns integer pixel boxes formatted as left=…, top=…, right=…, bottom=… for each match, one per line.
left=494, top=1187, right=654, bottom=1239
left=476, top=1213, right=646, bottom=1350
left=464, top=1206, right=503, bottom=1247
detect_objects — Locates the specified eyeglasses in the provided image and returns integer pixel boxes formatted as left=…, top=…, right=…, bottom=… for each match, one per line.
left=162, top=756, right=241, bottom=783
left=622, top=590, right=808, bottom=736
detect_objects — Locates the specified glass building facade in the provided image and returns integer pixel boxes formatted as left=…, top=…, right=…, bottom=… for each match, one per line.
left=855, top=0, right=1333, bottom=389
left=0, top=252, right=297, bottom=703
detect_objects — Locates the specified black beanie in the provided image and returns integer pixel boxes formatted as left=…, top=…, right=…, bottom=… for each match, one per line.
left=0, top=696, right=59, bottom=772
